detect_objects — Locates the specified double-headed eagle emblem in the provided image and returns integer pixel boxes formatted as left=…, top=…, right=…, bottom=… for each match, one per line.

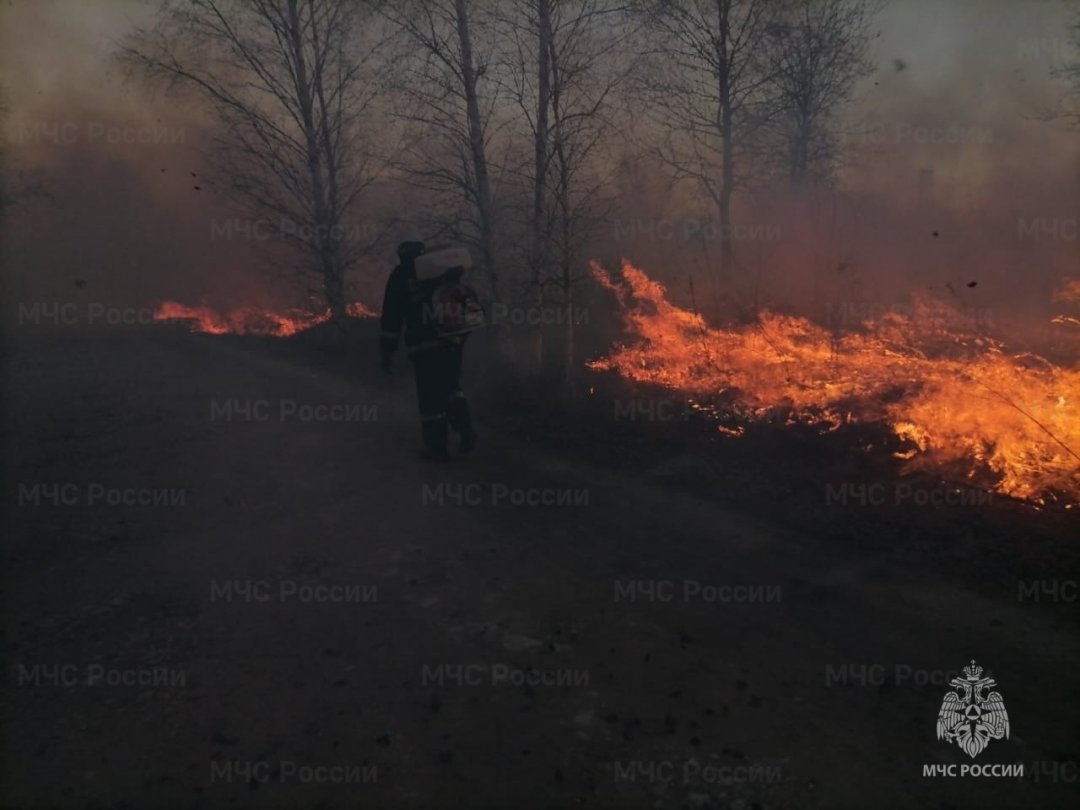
left=936, top=660, right=1010, bottom=758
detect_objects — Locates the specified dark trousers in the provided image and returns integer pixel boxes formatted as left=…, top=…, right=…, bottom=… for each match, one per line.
left=411, top=341, right=472, bottom=451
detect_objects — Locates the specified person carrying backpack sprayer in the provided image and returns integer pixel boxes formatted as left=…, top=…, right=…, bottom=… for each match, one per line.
left=379, top=241, right=485, bottom=461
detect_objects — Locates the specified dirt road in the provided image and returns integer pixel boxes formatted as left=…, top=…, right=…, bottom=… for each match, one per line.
left=3, top=326, right=1077, bottom=809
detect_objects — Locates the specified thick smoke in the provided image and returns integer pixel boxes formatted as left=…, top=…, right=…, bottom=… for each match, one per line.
left=1, top=0, right=1077, bottom=343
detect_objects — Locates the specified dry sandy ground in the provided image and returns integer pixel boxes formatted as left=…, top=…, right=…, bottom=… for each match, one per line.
left=2, top=325, right=1078, bottom=809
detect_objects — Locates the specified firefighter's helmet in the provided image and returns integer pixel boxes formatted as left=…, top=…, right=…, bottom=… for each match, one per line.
left=397, top=241, right=425, bottom=262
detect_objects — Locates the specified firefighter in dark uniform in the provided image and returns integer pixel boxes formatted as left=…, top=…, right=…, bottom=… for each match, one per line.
left=380, top=241, right=477, bottom=461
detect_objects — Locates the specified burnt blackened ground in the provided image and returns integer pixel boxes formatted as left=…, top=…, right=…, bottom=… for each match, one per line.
left=2, top=321, right=1078, bottom=810
left=486, top=371, right=1079, bottom=620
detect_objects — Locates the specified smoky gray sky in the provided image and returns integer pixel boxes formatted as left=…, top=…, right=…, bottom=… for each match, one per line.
left=4, top=1, right=1075, bottom=127
left=4, top=0, right=1076, bottom=176
left=1, top=0, right=1077, bottom=316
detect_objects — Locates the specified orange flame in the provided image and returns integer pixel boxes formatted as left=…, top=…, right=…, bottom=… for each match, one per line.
left=1052, top=278, right=1080, bottom=328
left=589, top=260, right=1080, bottom=506
left=1054, top=278, right=1080, bottom=303
left=153, top=300, right=375, bottom=337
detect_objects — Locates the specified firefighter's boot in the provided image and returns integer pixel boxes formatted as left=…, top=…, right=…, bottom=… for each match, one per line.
left=420, top=415, right=450, bottom=462
left=448, top=392, right=477, bottom=453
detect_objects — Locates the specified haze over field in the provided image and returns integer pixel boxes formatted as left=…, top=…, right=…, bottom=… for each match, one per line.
left=2, top=0, right=1076, bottom=329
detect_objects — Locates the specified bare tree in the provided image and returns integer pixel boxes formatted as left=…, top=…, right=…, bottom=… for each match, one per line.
left=493, top=0, right=554, bottom=367
left=500, top=1, right=632, bottom=382
left=635, top=0, right=776, bottom=278
left=382, top=0, right=505, bottom=302
left=121, top=0, right=384, bottom=320
left=544, top=1, right=632, bottom=384
left=759, top=0, right=877, bottom=184
left=532, top=0, right=554, bottom=317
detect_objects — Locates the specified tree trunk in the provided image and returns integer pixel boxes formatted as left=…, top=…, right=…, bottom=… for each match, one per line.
left=322, top=252, right=346, bottom=320
left=531, top=0, right=553, bottom=371
left=718, top=125, right=734, bottom=279
left=562, top=249, right=574, bottom=393
left=549, top=18, right=575, bottom=389
left=287, top=0, right=345, bottom=322
left=454, top=0, right=499, bottom=304
left=716, top=4, right=735, bottom=280
left=311, top=8, right=346, bottom=320
left=790, top=107, right=810, bottom=184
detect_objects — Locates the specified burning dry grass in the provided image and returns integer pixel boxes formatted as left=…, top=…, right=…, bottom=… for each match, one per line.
left=153, top=300, right=375, bottom=337
left=1052, top=279, right=1080, bottom=328
left=1054, top=279, right=1080, bottom=303
left=589, top=260, right=1080, bottom=506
